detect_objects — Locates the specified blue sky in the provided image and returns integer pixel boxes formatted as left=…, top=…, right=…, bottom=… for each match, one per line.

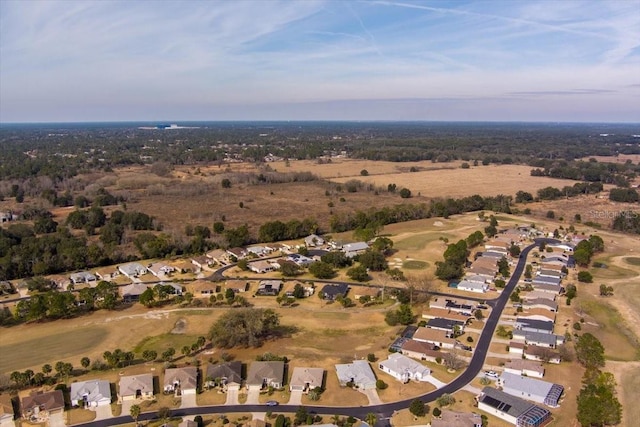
left=1, top=0, right=639, bottom=122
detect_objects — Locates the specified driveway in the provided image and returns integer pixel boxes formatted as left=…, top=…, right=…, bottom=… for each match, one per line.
left=288, top=390, right=303, bottom=405
left=120, top=400, right=134, bottom=418
left=48, top=412, right=66, bottom=427
left=424, top=375, right=446, bottom=389
left=225, top=387, right=239, bottom=405
left=360, top=388, right=382, bottom=405
left=180, top=393, right=197, bottom=408
left=92, top=404, right=113, bottom=420
left=245, top=387, right=260, bottom=404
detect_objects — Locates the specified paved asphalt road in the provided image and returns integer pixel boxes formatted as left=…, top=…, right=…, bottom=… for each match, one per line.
left=74, top=238, right=557, bottom=427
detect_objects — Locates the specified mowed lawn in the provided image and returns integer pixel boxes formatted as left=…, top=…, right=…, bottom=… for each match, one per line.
left=0, top=326, right=108, bottom=372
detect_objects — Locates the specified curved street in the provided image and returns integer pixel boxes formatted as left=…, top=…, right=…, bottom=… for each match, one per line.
left=73, top=238, right=556, bottom=427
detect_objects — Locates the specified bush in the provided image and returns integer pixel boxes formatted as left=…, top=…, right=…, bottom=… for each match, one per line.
left=409, top=399, right=426, bottom=417
left=466, top=336, right=474, bottom=343
left=367, top=353, right=377, bottom=362
left=376, top=379, right=388, bottom=390
left=546, top=210, right=555, bottom=219
left=433, top=407, right=442, bottom=417
left=573, top=322, right=582, bottom=330
left=578, top=271, right=593, bottom=283
left=399, top=188, right=412, bottom=198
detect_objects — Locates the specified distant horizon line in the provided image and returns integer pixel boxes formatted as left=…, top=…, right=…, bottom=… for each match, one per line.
left=2, top=119, right=639, bottom=126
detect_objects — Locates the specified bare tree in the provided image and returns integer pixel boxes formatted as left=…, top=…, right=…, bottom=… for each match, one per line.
left=406, top=273, right=435, bottom=304
left=443, top=352, right=465, bottom=371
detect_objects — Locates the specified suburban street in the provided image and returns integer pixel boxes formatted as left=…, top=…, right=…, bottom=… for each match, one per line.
left=72, top=238, right=557, bottom=427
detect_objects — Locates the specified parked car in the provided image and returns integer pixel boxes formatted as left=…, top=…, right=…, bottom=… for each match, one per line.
left=485, top=370, right=499, bottom=378
left=265, top=400, right=279, bottom=406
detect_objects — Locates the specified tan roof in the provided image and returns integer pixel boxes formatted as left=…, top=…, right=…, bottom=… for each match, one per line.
left=520, top=308, right=556, bottom=322
left=401, top=339, right=441, bottom=358
left=0, top=394, right=14, bottom=419
left=21, top=390, right=64, bottom=414
left=431, top=410, right=483, bottom=427
left=509, top=341, right=525, bottom=349
left=504, top=359, right=545, bottom=375
left=246, top=420, right=267, bottom=427
left=351, top=286, right=380, bottom=298
left=422, top=308, right=470, bottom=323
left=412, top=327, right=456, bottom=345
left=185, top=280, right=218, bottom=294
left=289, top=367, right=324, bottom=389
left=164, top=367, right=198, bottom=391
left=119, top=374, right=154, bottom=397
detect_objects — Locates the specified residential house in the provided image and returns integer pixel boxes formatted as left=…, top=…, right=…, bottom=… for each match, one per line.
left=498, top=372, right=564, bottom=407
left=120, top=283, right=149, bottom=302
left=249, top=260, right=278, bottom=274
left=246, top=361, right=285, bottom=390
left=464, top=274, right=494, bottom=284
left=256, top=280, right=282, bottom=296
left=282, top=281, right=314, bottom=298
left=170, top=259, right=194, bottom=274
left=503, top=360, right=545, bottom=378
left=70, top=380, right=111, bottom=407
left=320, top=283, right=349, bottom=301
left=513, top=330, right=564, bottom=348
left=508, top=342, right=525, bottom=356
left=191, top=256, right=212, bottom=272
left=412, top=327, right=456, bottom=349
left=206, top=249, right=228, bottom=265
left=94, top=267, right=119, bottom=281
left=21, top=390, right=64, bottom=421
left=518, top=308, right=556, bottom=323
left=246, top=245, right=273, bottom=257
left=226, top=247, right=247, bottom=261
left=118, top=374, right=154, bottom=401
left=524, top=345, right=561, bottom=364
left=341, top=242, right=369, bottom=258
left=400, top=339, right=441, bottom=363
left=431, top=410, right=483, bottom=427
left=179, top=420, right=198, bottom=427
left=187, top=280, right=219, bottom=297
left=286, top=254, right=314, bottom=266
left=422, top=308, right=470, bottom=324
left=522, top=298, right=558, bottom=312
left=378, top=353, right=431, bottom=383
left=245, top=420, right=267, bottom=427
left=304, top=234, right=325, bottom=247
left=537, top=269, right=562, bottom=279
left=147, top=262, right=175, bottom=278
left=351, top=286, right=380, bottom=300
left=70, top=271, right=97, bottom=285
left=515, top=318, right=554, bottom=334
left=426, top=318, right=465, bottom=335
left=430, top=297, right=476, bottom=315
left=224, top=280, right=249, bottom=293
left=118, top=262, right=147, bottom=279
left=531, top=283, right=562, bottom=295
left=467, top=265, right=497, bottom=277
left=154, top=282, right=182, bottom=296
left=289, top=367, right=324, bottom=393
left=335, top=360, right=377, bottom=390
left=478, top=251, right=506, bottom=259
left=456, top=280, right=489, bottom=293
left=532, top=276, right=561, bottom=287
left=205, top=361, right=242, bottom=390
left=163, top=367, right=198, bottom=396
left=477, top=387, right=551, bottom=427
left=0, top=393, right=14, bottom=425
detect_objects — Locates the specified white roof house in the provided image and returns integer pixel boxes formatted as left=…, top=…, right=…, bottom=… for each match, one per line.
left=457, top=280, right=489, bottom=293
left=504, top=359, right=545, bottom=378
left=498, top=372, right=564, bottom=407
left=378, top=353, right=431, bottom=383
left=335, top=360, right=377, bottom=390
left=304, top=234, right=325, bottom=247
left=341, top=242, right=369, bottom=257
left=70, top=380, right=112, bottom=407
left=70, top=271, right=97, bottom=284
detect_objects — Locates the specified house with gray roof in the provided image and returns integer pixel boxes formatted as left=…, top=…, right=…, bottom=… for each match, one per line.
left=532, top=276, right=561, bottom=286
left=477, top=387, right=551, bottom=427
left=304, top=234, right=325, bottom=247
left=531, top=283, right=562, bottom=294
left=523, top=298, right=558, bottom=312
left=164, top=367, right=198, bottom=396
left=120, top=283, right=149, bottom=302
left=378, top=353, right=431, bottom=383
left=515, top=318, right=554, bottom=334
left=427, top=318, right=465, bottom=334
left=118, top=262, right=147, bottom=279
left=498, top=372, right=564, bottom=407
left=335, top=360, right=377, bottom=390
left=246, top=361, right=285, bottom=390
left=70, top=271, right=97, bottom=285
left=70, top=380, right=112, bottom=407
left=206, top=361, right=242, bottom=390
left=341, top=242, right=369, bottom=257
left=513, top=330, right=564, bottom=348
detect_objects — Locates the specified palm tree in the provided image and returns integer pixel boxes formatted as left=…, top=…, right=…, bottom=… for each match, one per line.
left=365, top=413, right=377, bottom=426
left=130, top=404, right=141, bottom=425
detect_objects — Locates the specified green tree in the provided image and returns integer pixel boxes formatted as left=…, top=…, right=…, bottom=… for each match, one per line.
left=309, top=261, right=336, bottom=279
left=208, top=308, right=281, bottom=348
left=577, top=381, right=622, bottom=427
left=599, top=284, right=614, bottom=296
left=347, top=265, right=369, bottom=282
left=365, top=413, right=377, bottom=426
left=139, top=288, right=155, bottom=307
left=359, top=250, right=388, bottom=271
left=575, top=333, right=605, bottom=370
left=409, top=399, right=426, bottom=416
left=578, top=271, right=593, bottom=283
left=130, top=404, right=141, bottom=424
left=80, top=357, right=91, bottom=369
left=399, top=188, right=412, bottom=198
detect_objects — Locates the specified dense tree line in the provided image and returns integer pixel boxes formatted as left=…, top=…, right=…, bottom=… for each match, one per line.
left=535, top=182, right=603, bottom=201
left=612, top=211, right=640, bottom=234
left=258, top=218, right=318, bottom=243
left=328, top=194, right=512, bottom=233
left=208, top=308, right=282, bottom=348
left=609, top=188, right=639, bottom=203
left=530, top=158, right=638, bottom=187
